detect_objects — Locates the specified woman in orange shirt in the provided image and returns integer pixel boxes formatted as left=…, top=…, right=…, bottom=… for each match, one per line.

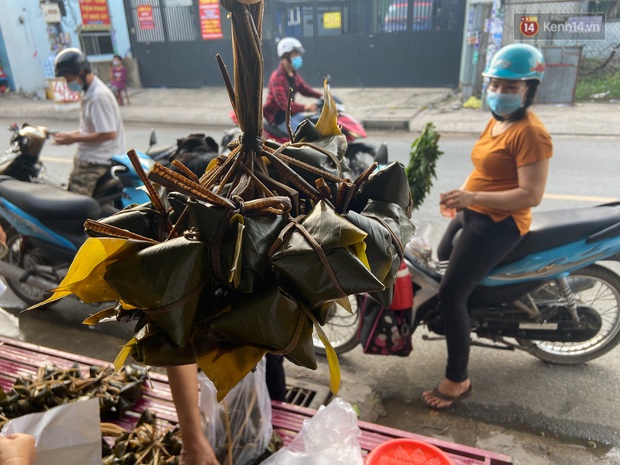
left=423, top=43, right=553, bottom=410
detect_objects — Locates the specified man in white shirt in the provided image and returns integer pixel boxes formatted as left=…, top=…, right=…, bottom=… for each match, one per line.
left=52, top=48, right=125, bottom=196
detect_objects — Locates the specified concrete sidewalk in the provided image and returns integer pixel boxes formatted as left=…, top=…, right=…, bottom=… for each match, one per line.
left=0, top=86, right=618, bottom=137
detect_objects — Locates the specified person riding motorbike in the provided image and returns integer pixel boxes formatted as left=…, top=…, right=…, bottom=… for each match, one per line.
left=263, top=37, right=323, bottom=134
left=422, top=43, right=553, bottom=409
left=52, top=48, right=126, bottom=196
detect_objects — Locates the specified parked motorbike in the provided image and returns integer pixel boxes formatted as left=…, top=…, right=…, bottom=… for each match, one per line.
left=1, top=122, right=173, bottom=215
left=0, top=177, right=102, bottom=305
left=221, top=95, right=381, bottom=176
left=314, top=202, right=620, bottom=365
left=0, top=134, right=219, bottom=306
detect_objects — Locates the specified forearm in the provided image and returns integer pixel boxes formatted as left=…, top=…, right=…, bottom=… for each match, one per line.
left=166, top=365, right=203, bottom=439
left=470, top=187, right=542, bottom=210
left=73, top=132, right=116, bottom=144
left=455, top=160, right=549, bottom=211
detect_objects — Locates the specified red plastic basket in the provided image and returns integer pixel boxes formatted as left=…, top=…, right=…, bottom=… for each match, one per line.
left=366, top=438, right=455, bottom=465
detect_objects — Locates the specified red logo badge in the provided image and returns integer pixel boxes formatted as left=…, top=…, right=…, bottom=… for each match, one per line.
left=520, top=16, right=539, bottom=37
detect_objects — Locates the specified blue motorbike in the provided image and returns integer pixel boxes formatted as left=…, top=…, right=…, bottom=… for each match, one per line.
left=0, top=123, right=155, bottom=304
left=0, top=123, right=175, bottom=215
left=0, top=152, right=154, bottom=305
left=315, top=203, right=620, bottom=364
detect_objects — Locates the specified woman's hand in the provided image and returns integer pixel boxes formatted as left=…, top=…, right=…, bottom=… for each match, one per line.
left=179, top=432, right=221, bottom=465
left=0, top=434, right=37, bottom=465
left=440, top=190, right=475, bottom=211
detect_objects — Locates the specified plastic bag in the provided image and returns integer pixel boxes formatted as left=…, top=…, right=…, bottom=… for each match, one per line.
left=198, top=358, right=272, bottom=465
left=0, top=398, right=101, bottom=465
left=260, top=397, right=363, bottom=465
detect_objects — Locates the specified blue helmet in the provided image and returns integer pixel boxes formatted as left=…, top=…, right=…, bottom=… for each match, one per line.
left=483, top=43, right=545, bottom=82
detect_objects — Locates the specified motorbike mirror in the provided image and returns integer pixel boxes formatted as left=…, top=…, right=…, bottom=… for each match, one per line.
left=149, top=129, right=157, bottom=147
left=374, top=142, right=389, bottom=166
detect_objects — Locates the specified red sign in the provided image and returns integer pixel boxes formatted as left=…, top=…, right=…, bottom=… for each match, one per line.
left=137, top=5, right=155, bottom=30
left=199, top=0, right=223, bottom=40
left=50, top=78, right=81, bottom=104
left=520, top=16, right=539, bottom=38
left=79, top=0, right=111, bottom=30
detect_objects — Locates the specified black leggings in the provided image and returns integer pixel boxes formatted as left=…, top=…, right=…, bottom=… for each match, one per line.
left=437, top=209, right=523, bottom=382
left=265, top=354, right=286, bottom=401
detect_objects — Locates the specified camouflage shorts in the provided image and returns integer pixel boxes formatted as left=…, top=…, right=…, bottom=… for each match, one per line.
left=67, top=158, right=110, bottom=197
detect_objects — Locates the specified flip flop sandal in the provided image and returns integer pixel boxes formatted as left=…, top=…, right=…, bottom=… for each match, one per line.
left=424, top=383, right=473, bottom=410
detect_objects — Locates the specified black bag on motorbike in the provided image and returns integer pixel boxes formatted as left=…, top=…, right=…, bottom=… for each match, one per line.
left=358, top=262, right=414, bottom=356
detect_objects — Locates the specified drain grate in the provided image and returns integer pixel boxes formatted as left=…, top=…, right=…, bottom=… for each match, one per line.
left=284, top=378, right=332, bottom=410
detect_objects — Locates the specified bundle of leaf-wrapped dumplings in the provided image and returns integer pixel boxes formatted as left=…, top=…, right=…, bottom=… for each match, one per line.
left=34, top=0, right=414, bottom=401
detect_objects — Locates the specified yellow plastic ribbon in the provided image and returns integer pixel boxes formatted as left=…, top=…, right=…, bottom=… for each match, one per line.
left=114, top=337, right=138, bottom=372
left=304, top=308, right=341, bottom=395
left=314, top=80, right=343, bottom=138
left=228, top=214, right=245, bottom=288
left=28, top=238, right=149, bottom=310
left=195, top=345, right=267, bottom=402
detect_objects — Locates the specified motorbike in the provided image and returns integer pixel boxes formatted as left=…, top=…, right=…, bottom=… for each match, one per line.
left=221, top=95, right=382, bottom=176
left=0, top=122, right=175, bottom=215
left=0, top=177, right=102, bottom=305
left=0, top=134, right=219, bottom=306
left=313, top=202, right=620, bottom=365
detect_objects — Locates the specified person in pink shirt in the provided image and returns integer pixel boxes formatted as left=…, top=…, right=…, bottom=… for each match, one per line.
left=108, top=55, right=128, bottom=105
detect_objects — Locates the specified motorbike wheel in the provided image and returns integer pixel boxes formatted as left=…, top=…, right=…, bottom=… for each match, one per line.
left=518, top=264, right=620, bottom=364
left=3, top=228, right=56, bottom=306
left=312, top=295, right=361, bottom=356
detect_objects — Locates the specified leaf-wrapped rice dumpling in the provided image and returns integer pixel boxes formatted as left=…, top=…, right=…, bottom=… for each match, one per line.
left=106, top=236, right=212, bottom=347
left=208, top=285, right=317, bottom=369
left=271, top=200, right=384, bottom=308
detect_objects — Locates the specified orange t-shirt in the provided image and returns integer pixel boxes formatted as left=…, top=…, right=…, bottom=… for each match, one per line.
left=464, top=111, right=553, bottom=235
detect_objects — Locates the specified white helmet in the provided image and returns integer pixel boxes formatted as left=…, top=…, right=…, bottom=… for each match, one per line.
left=277, top=37, right=305, bottom=58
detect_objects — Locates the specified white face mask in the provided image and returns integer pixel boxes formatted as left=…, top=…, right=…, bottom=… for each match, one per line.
left=113, top=60, right=121, bottom=66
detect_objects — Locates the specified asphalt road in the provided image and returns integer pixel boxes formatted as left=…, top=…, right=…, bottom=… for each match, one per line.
left=1, top=118, right=619, bottom=464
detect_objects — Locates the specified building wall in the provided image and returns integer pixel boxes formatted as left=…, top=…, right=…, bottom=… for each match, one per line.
left=0, top=0, right=131, bottom=96
left=0, top=0, right=52, bottom=97
left=62, top=0, right=132, bottom=61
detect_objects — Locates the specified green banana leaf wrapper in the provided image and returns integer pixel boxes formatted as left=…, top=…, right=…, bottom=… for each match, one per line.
left=265, top=130, right=354, bottom=187
left=350, top=200, right=416, bottom=307
left=105, top=236, right=212, bottom=347
left=344, top=210, right=398, bottom=309
left=208, top=285, right=317, bottom=369
left=130, top=321, right=196, bottom=366
left=186, top=199, right=287, bottom=293
left=350, top=161, right=414, bottom=215
left=167, top=192, right=194, bottom=232
left=271, top=200, right=384, bottom=308
left=87, top=202, right=169, bottom=242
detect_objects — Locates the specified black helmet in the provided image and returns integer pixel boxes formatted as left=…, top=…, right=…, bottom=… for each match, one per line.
left=54, top=48, right=91, bottom=78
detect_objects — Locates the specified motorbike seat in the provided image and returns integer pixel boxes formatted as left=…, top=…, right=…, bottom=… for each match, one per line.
left=146, top=144, right=176, bottom=163
left=500, top=204, right=620, bottom=264
left=0, top=179, right=102, bottom=221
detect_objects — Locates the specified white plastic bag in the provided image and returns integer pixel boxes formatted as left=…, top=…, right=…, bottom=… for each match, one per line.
left=198, top=358, right=272, bottom=465
left=0, top=398, right=102, bottom=465
left=260, top=397, right=364, bottom=465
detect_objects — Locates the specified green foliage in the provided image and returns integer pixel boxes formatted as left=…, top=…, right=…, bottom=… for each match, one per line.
left=575, top=71, right=620, bottom=100
left=575, top=58, right=620, bottom=101
left=406, top=122, right=444, bottom=211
